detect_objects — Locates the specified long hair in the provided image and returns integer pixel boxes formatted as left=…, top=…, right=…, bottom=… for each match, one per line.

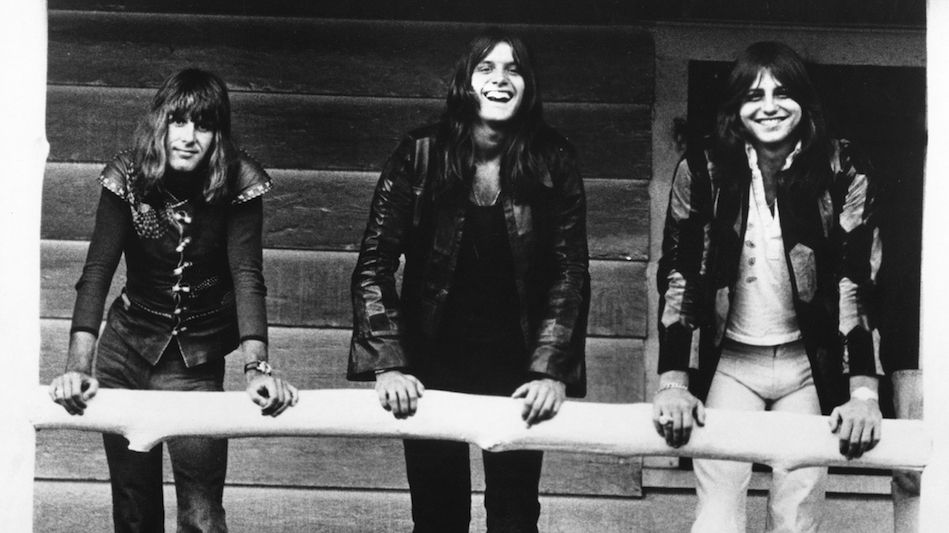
left=131, top=68, right=238, bottom=204
left=714, top=42, right=831, bottom=195
left=438, top=30, right=548, bottom=200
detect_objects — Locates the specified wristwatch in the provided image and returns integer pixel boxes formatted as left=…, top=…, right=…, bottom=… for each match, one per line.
left=243, top=360, right=273, bottom=376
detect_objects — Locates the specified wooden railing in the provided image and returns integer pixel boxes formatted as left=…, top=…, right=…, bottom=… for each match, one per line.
left=30, top=387, right=930, bottom=472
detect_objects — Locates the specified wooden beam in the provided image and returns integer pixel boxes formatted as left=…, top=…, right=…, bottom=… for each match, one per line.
left=31, top=388, right=931, bottom=472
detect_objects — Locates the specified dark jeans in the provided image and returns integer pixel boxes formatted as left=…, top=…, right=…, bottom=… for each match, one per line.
left=405, top=335, right=542, bottom=533
left=96, top=325, right=228, bottom=533
left=404, top=440, right=542, bottom=533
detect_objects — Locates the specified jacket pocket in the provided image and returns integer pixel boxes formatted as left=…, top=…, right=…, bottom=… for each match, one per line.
left=789, top=244, right=817, bottom=303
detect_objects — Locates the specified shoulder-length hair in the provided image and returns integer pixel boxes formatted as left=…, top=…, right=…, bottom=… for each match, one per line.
left=131, top=68, right=238, bottom=204
left=714, top=42, right=831, bottom=193
left=437, top=30, right=549, bottom=200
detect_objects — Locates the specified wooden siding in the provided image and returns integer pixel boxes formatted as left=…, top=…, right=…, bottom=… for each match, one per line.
left=43, top=163, right=651, bottom=260
left=46, top=87, right=650, bottom=180
left=34, top=480, right=895, bottom=532
left=40, top=240, right=648, bottom=336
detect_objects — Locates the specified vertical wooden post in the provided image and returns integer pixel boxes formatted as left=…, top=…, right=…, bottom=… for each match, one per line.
left=0, top=1, right=47, bottom=531
left=920, top=1, right=949, bottom=530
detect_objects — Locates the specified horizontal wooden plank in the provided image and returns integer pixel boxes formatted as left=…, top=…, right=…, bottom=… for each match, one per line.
left=642, top=467, right=892, bottom=495
left=41, top=240, right=648, bottom=336
left=49, top=0, right=925, bottom=26
left=46, top=86, right=651, bottom=180
left=33, top=480, right=895, bottom=533
left=37, top=320, right=645, bottom=495
left=42, top=163, right=651, bottom=260
left=48, top=13, right=653, bottom=104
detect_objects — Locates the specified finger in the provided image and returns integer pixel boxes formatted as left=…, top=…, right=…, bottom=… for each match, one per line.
left=672, top=410, right=686, bottom=448
left=838, top=417, right=856, bottom=457
left=551, top=394, right=564, bottom=418
left=62, top=376, right=85, bottom=414
left=512, top=383, right=530, bottom=399
left=848, top=419, right=866, bottom=459
left=406, top=385, right=419, bottom=415
left=859, top=421, right=877, bottom=455
left=664, top=410, right=679, bottom=447
left=681, top=408, right=694, bottom=444
left=525, top=389, right=545, bottom=426
left=694, top=400, right=706, bottom=427
left=393, top=387, right=409, bottom=417
left=376, top=384, right=391, bottom=410
left=539, top=393, right=557, bottom=421
left=408, top=376, right=425, bottom=396
left=269, top=380, right=290, bottom=416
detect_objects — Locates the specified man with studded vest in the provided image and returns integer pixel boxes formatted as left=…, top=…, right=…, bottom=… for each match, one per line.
left=49, top=69, right=299, bottom=533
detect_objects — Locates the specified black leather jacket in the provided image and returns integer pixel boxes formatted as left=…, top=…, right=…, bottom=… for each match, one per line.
left=71, top=151, right=271, bottom=367
left=348, top=124, right=590, bottom=397
left=657, top=140, right=882, bottom=413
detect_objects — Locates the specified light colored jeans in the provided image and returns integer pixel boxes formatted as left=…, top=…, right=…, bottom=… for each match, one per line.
left=692, top=339, right=827, bottom=533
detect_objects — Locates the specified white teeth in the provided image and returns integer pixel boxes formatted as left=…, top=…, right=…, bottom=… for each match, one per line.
left=484, top=91, right=512, bottom=102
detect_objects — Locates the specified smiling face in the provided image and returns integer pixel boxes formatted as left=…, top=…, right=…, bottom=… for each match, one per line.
left=470, top=42, right=525, bottom=126
left=165, top=116, right=214, bottom=173
left=739, top=68, right=802, bottom=150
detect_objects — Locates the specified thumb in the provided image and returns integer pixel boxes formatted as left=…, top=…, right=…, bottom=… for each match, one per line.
left=511, top=383, right=529, bottom=399
left=827, top=408, right=841, bottom=432
left=82, top=378, right=99, bottom=400
left=247, top=380, right=270, bottom=406
left=694, top=400, right=706, bottom=427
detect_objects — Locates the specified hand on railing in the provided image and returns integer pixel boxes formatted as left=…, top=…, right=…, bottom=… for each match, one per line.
left=374, top=370, right=425, bottom=418
left=48, top=371, right=99, bottom=416
left=512, top=378, right=566, bottom=428
left=246, top=375, right=300, bottom=417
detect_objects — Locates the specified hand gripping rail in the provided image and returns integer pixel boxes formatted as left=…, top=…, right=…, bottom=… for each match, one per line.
left=31, top=387, right=930, bottom=471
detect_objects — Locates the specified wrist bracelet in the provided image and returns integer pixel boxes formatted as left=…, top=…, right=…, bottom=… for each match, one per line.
left=656, top=382, right=689, bottom=394
left=851, top=386, right=879, bottom=402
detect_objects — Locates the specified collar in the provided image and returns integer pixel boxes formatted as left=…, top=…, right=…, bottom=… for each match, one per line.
left=744, top=140, right=802, bottom=174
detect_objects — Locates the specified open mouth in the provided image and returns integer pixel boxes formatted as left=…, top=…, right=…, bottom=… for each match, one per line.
left=756, top=116, right=788, bottom=126
left=483, top=90, right=513, bottom=103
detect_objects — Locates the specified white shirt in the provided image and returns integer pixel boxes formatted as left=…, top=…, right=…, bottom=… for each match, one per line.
left=724, top=143, right=803, bottom=345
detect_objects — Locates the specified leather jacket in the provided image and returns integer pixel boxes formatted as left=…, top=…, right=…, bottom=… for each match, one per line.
left=657, top=139, right=883, bottom=413
left=349, top=124, right=591, bottom=397
left=71, top=151, right=272, bottom=367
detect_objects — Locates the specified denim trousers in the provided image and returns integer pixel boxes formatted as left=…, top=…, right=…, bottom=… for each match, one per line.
left=404, top=335, right=542, bottom=533
left=692, top=339, right=827, bottom=533
left=96, top=322, right=228, bottom=533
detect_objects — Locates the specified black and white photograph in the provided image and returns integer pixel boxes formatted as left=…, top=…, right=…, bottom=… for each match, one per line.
left=2, top=1, right=945, bottom=532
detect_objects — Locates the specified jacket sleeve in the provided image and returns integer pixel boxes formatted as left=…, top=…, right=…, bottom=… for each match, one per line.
left=71, top=156, right=134, bottom=336
left=656, top=157, right=714, bottom=373
left=832, top=139, right=884, bottom=377
left=348, top=137, right=417, bottom=380
left=226, top=153, right=272, bottom=343
left=527, top=142, right=591, bottom=391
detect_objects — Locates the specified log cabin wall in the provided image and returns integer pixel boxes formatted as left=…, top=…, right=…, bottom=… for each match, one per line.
left=37, top=1, right=925, bottom=531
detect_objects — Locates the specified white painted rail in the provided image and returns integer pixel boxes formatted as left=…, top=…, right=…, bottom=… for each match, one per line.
left=31, top=387, right=930, bottom=472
